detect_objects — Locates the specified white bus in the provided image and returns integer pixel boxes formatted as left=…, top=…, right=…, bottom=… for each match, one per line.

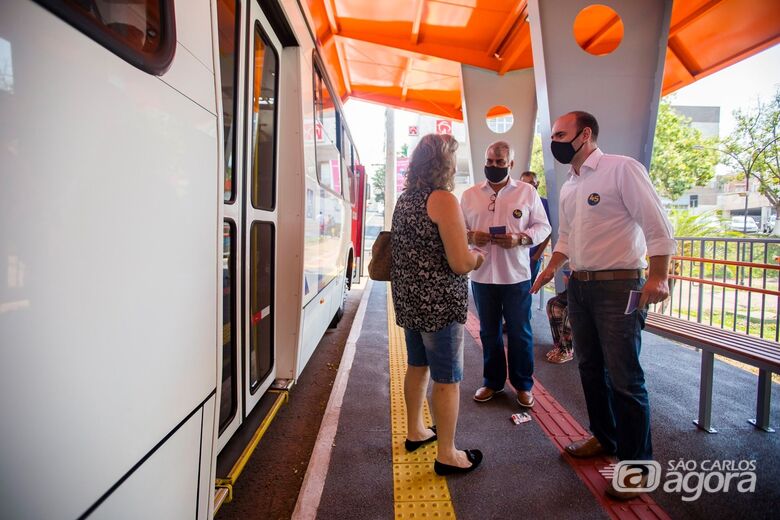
left=0, top=1, right=363, bottom=517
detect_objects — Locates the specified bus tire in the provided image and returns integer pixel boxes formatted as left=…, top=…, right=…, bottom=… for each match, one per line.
left=329, top=269, right=350, bottom=328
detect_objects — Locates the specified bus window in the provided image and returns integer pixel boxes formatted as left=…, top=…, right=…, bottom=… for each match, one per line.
left=220, top=220, right=238, bottom=432
left=217, top=0, right=239, bottom=203
left=38, top=0, right=175, bottom=75
left=313, top=65, right=341, bottom=195
left=341, top=130, right=352, bottom=203
left=249, top=222, right=274, bottom=391
left=250, top=23, right=278, bottom=211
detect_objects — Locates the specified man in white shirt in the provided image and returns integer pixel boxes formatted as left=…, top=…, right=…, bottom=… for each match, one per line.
left=531, top=111, right=675, bottom=500
left=462, top=141, right=551, bottom=408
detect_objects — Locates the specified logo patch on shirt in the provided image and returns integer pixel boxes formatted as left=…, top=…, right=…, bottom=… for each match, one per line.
left=587, top=193, right=601, bottom=206
left=512, top=209, right=523, bottom=219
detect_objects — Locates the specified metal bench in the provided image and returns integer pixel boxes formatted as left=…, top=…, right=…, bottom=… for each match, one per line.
left=645, top=312, right=780, bottom=433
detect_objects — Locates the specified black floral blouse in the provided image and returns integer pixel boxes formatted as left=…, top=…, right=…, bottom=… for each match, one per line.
left=390, top=188, right=468, bottom=332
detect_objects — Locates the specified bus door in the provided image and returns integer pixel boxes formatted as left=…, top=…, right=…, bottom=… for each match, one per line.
left=217, top=0, right=281, bottom=449
left=242, top=1, right=280, bottom=419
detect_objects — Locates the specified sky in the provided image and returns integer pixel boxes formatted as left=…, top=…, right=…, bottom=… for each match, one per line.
left=344, top=44, right=780, bottom=171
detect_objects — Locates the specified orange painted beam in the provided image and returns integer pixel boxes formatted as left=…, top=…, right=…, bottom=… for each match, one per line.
left=349, top=90, right=463, bottom=121
left=336, top=28, right=503, bottom=72
left=487, top=0, right=527, bottom=59
left=410, top=0, right=425, bottom=45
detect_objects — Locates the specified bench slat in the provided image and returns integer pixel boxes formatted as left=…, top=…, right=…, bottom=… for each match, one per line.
left=646, top=323, right=779, bottom=357
left=645, top=313, right=780, bottom=371
left=646, top=314, right=780, bottom=353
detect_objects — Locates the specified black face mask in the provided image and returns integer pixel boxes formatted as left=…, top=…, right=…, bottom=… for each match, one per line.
left=484, top=165, right=509, bottom=183
left=551, top=129, right=584, bottom=164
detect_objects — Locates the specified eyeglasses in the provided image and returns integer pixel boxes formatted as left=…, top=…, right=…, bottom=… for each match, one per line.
left=488, top=193, right=496, bottom=212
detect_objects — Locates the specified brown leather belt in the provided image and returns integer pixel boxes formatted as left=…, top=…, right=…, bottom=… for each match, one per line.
left=570, top=269, right=643, bottom=282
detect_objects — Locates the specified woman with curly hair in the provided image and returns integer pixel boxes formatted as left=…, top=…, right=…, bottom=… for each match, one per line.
left=391, top=133, right=485, bottom=475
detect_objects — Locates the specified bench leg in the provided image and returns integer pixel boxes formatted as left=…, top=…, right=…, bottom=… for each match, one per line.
left=693, top=350, right=717, bottom=433
left=748, top=369, right=775, bottom=432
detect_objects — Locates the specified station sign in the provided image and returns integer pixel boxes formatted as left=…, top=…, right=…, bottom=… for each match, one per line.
left=303, top=121, right=324, bottom=142
left=436, top=119, right=452, bottom=135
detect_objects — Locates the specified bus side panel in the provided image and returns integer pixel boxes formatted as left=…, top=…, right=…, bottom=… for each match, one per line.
left=90, top=401, right=209, bottom=520
left=0, top=3, right=218, bottom=518
left=274, top=45, right=306, bottom=381
left=299, top=275, right=343, bottom=371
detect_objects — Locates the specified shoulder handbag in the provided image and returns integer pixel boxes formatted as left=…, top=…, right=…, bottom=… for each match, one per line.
left=368, top=231, right=392, bottom=281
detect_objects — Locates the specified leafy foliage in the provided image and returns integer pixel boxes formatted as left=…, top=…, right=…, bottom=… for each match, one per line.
left=372, top=165, right=385, bottom=203
left=667, top=209, right=726, bottom=238
left=650, top=102, right=719, bottom=201
left=721, top=89, right=780, bottom=221
left=529, top=134, right=547, bottom=196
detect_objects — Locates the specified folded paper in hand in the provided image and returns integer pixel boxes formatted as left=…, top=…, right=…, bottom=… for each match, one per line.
left=624, top=290, right=642, bottom=314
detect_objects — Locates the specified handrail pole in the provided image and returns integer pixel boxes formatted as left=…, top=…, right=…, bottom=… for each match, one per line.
left=697, top=240, right=705, bottom=323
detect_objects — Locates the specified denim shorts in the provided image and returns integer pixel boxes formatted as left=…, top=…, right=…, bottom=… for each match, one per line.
left=404, top=321, right=464, bottom=383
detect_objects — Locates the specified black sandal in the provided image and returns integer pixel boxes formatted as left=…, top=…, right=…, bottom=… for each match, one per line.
left=404, top=426, right=437, bottom=452
left=434, top=449, right=483, bottom=475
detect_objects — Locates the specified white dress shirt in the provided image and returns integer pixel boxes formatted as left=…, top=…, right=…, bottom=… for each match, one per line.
left=461, top=178, right=551, bottom=284
left=554, top=148, right=676, bottom=271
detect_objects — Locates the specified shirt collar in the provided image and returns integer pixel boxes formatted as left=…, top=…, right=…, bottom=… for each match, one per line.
left=568, top=147, right=603, bottom=178
left=480, top=177, right=518, bottom=193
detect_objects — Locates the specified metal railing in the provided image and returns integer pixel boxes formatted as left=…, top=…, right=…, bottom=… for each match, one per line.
left=653, top=236, right=780, bottom=342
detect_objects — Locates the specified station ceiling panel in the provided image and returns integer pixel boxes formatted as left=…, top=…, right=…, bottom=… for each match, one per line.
left=301, top=0, right=780, bottom=120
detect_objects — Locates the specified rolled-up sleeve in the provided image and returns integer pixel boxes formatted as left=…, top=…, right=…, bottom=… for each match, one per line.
left=526, top=192, right=552, bottom=245
left=618, top=160, right=677, bottom=257
left=553, top=201, right=570, bottom=258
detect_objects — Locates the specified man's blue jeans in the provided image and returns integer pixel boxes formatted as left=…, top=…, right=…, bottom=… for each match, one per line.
left=567, top=277, right=651, bottom=461
left=471, top=281, right=534, bottom=392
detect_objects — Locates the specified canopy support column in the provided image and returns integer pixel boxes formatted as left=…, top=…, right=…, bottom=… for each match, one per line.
left=460, top=65, right=537, bottom=183
left=528, top=0, right=672, bottom=291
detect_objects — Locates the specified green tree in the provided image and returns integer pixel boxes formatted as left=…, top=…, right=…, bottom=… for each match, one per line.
left=722, top=89, right=780, bottom=234
left=667, top=209, right=732, bottom=238
left=529, top=134, right=547, bottom=197
left=650, top=101, right=720, bottom=201
left=372, top=165, right=386, bottom=203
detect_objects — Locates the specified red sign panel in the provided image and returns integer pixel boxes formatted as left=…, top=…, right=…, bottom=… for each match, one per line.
left=396, top=156, right=409, bottom=194
left=408, top=125, right=419, bottom=136
left=436, top=119, right=452, bottom=135
left=303, top=121, right=324, bottom=142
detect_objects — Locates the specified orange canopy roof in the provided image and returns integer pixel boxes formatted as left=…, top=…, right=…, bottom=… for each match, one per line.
left=303, top=0, right=780, bottom=120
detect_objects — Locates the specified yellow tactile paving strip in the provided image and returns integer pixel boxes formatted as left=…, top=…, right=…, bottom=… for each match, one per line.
left=387, top=290, right=456, bottom=519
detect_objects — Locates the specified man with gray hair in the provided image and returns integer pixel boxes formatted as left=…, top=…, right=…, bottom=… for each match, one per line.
left=461, top=141, right=551, bottom=408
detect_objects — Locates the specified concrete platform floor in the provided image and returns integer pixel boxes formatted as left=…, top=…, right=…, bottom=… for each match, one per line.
left=217, top=280, right=780, bottom=519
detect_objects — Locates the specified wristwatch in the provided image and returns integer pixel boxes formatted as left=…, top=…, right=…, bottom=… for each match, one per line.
left=519, top=235, right=531, bottom=246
